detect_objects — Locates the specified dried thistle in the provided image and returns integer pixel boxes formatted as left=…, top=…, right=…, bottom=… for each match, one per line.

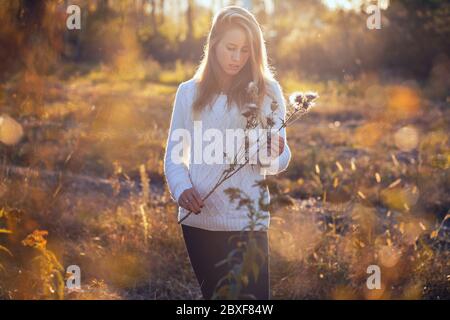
left=247, top=81, right=259, bottom=101
left=241, top=81, right=261, bottom=129
left=241, top=103, right=258, bottom=119
left=266, top=117, right=275, bottom=128
left=270, top=100, right=279, bottom=112
left=289, top=91, right=319, bottom=112
left=280, top=91, right=319, bottom=129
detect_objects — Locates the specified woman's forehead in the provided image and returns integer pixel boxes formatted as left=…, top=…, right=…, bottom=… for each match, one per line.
left=221, top=27, right=249, bottom=46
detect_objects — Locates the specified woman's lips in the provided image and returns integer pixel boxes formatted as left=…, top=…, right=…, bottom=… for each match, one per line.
left=229, top=64, right=240, bottom=70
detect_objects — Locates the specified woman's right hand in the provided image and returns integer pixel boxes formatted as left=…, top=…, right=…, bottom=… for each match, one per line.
left=178, top=188, right=204, bottom=214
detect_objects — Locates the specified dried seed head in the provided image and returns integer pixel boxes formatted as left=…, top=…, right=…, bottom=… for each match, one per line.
left=289, top=91, right=319, bottom=111
left=305, top=91, right=319, bottom=102
left=241, top=103, right=258, bottom=118
left=241, top=110, right=252, bottom=118
left=289, top=92, right=305, bottom=109
left=247, top=81, right=259, bottom=101
left=270, top=100, right=279, bottom=112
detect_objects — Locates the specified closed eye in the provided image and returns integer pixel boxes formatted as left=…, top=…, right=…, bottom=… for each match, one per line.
left=227, top=46, right=249, bottom=53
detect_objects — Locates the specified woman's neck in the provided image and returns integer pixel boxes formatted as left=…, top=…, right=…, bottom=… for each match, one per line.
left=218, top=75, right=232, bottom=93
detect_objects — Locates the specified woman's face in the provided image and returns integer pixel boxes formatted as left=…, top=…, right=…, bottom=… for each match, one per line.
left=215, top=27, right=250, bottom=77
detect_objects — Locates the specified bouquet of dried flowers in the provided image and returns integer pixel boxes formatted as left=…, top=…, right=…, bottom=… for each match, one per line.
left=178, top=82, right=318, bottom=224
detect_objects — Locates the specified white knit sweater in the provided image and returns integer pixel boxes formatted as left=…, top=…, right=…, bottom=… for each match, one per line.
left=163, top=78, right=291, bottom=231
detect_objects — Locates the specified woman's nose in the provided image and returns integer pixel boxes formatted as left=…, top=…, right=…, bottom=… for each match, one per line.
left=232, top=51, right=240, bottom=61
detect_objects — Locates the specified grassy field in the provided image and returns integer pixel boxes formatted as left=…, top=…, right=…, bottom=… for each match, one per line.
left=0, top=64, right=448, bottom=299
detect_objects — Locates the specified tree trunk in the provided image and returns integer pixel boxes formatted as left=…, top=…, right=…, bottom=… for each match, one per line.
left=150, top=0, right=158, bottom=34
left=159, top=0, right=165, bottom=24
left=186, top=0, right=194, bottom=41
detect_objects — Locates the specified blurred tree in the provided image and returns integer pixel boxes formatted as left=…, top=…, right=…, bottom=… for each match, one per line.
left=150, top=0, right=159, bottom=35
left=159, top=0, right=165, bottom=24
left=253, top=0, right=268, bottom=25
left=0, top=0, right=447, bottom=85
left=97, top=0, right=110, bottom=15
left=16, top=0, right=46, bottom=30
left=382, top=0, right=450, bottom=78
left=0, top=0, right=65, bottom=113
left=186, top=0, right=194, bottom=42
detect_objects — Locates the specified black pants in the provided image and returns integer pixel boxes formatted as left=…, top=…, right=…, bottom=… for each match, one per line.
left=181, top=224, right=270, bottom=300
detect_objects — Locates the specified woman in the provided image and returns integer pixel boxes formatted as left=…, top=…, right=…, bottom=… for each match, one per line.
left=164, top=6, right=291, bottom=300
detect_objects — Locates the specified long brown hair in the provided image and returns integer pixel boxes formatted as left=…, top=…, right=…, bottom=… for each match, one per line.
left=192, top=6, right=276, bottom=120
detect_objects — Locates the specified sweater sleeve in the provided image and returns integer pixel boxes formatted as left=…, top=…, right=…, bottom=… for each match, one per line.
left=163, top=82, right=193, bottom=202
left=258, top=80, right=292, bottom=175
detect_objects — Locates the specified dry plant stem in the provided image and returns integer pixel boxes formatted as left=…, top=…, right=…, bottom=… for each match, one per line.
left=178, top=126, right=282, bottom=224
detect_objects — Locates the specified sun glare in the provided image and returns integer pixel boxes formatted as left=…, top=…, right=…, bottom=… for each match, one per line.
left=322, top=0, right=363, bottom=11
left=322, top=0, right=389, bottom=11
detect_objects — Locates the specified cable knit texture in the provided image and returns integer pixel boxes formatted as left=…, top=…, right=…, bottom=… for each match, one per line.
left=164, top=78, right=291, bottom=231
